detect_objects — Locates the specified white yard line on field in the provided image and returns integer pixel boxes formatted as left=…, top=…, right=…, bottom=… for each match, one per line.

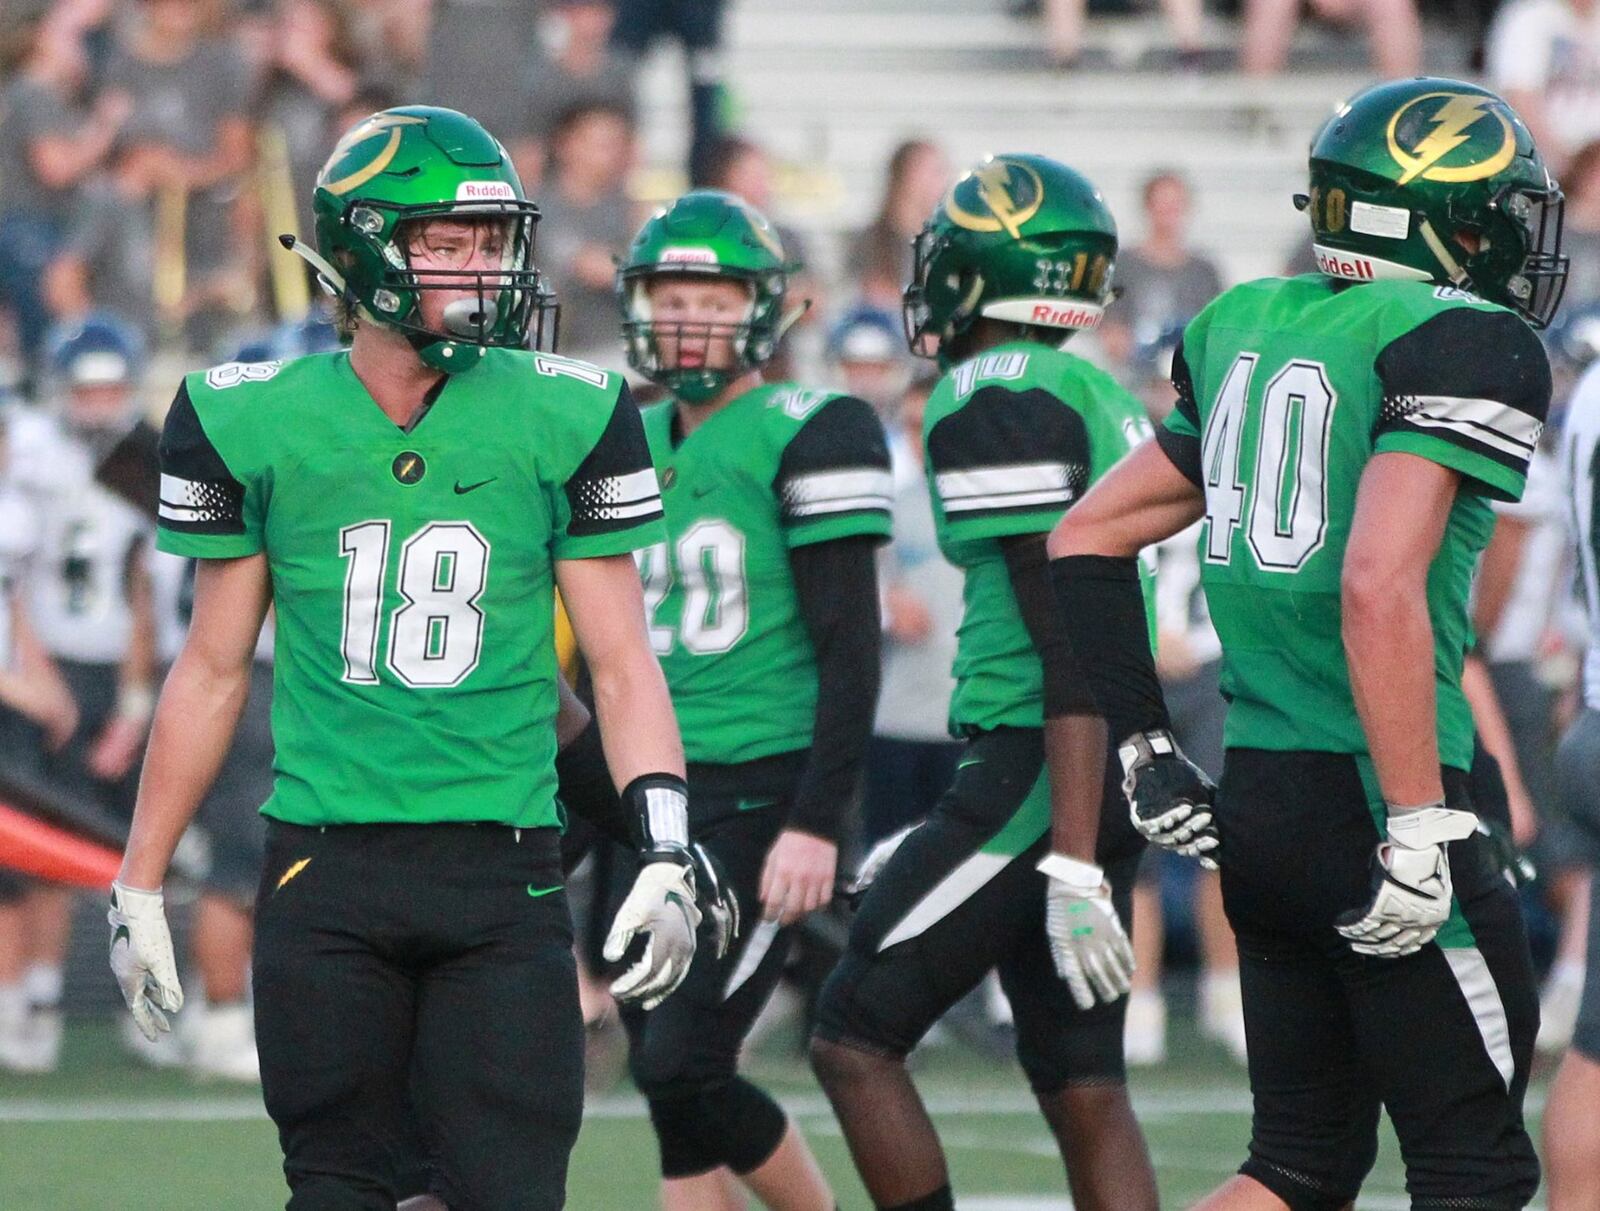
left=0, top=1086, right=1257, bottom=1123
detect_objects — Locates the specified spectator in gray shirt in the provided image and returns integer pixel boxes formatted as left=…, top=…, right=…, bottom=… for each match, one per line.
left=62, top=0, right=255, bottom=348
left=523, top=0, right=635, bottom=191
left=0, top=13, right=127, bottom=367
left=535, top=101, right=638, bottom=367
left=1101, top=169, right=1224, bottom=376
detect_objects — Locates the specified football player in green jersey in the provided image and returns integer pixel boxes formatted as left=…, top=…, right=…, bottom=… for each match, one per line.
left=1048, top=78, right=1563, bottom=1210
left=809, top=154, right=1157, bottom=1211
left=106, top=106, right=707, bottom=1211
left=612, top=190, right=891, bottom=1211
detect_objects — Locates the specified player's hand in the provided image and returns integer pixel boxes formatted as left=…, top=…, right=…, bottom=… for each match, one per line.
left=687, top=841, right=740, bottom=960
left=88, top=715, right=146, bottom=781
left=845, top=823, right=919, bottom=903
left=1119, top=729, right=1220, bottom=868
left=107, top=881, right=183, bottom=1041
left=759, top=829, right=837, bottom=925
left=604, top=854, right=701, bottom=1010
left=1335, top=804, right=1479, bottom=957
left=1037, top=853, right=1134, bottom=1011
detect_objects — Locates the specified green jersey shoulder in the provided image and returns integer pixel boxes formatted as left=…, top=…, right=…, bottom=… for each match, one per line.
left=640, top=382, right=891, bottom=765
left=923, top=342, right=1153, bottom=732
left=157, top=347, right=663, bottom=828
left=1157, top=274, right=1551, bottom=765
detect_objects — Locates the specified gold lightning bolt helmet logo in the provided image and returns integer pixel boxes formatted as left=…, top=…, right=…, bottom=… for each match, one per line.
left=944, top=158, right=1045, bottom=238
left=322, top=113, right=429, bottom=197
left=1386, top=93, right=1517, bottom=187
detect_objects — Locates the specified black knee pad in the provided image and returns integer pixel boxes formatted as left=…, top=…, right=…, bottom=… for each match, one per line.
left=712, top=1076, right=788, bottom=1175
left=647, top=1078, right=787, bottom=1179
left=812, top=950, right=915, bottom=1061
left=1239, top=1147, right=1373, bottom=1211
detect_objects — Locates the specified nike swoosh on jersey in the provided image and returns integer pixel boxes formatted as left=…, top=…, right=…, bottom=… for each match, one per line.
left=736, top=797, right=780, bottom=812
left=526, top=883, right=563, bottom=898
left=454, top=478, right=498, bottom=495
left=957, top=757, right=985, bottom=771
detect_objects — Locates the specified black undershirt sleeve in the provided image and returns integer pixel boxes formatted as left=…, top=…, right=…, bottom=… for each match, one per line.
left=999, top=533, right=1098, bottom=718
left=786, top=535, right=882, bottom=841
left=554, top=716, right=634, bottom=850
left=1049, top=553, right=1172, bottom=743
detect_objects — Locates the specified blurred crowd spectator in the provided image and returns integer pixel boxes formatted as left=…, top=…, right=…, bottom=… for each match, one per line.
left=1488, top=0, right=1600, bottom=177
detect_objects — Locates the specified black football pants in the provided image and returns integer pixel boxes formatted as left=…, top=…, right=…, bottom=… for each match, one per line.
left=1220, top=749, right=1539, bottom=1211
left=253, top=820, right=583, bottom=1211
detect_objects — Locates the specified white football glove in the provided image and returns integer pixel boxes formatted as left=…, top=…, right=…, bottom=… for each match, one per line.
left=1335, top=803, right=1480, bottom=957
left=604, top=856, right=702, bottom=1010
left=1120, top=729, right=1220, bottom=868
left=107, top=881, right=183, bottom=1042
left=1037, top=853, right=1135, bottom=1011
left=845, top=823, right=919, bottom=901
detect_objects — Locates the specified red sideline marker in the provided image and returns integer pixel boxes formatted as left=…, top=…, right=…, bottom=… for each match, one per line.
left=0, top=801, right=121, bottom=888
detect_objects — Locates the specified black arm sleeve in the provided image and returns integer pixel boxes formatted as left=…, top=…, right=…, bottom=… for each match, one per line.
left=1153, top=336, right=1205, bottom=489
left=999, top=533, right=1098, bottom=718
left=1049, top=554, right=1172, bottom=742
left=554, top=716, right=635, bottom=852
left=786, top=535, right=882, bottom=840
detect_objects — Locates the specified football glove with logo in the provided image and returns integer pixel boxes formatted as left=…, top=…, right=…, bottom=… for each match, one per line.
left=605, top=854, right=702, bottom=1010
left=1335, top=802, right=1480, bottom=957
left=1119, top=729, right=1220, bottom=867
left=688, top=841, right=739, bottom=960
left=1037, top=853, right=1135, bottom=1010
left=107, top=881, right=183, bottom=1042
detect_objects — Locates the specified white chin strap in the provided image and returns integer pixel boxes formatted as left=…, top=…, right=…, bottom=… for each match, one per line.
left=1312, top=243, right=1433, bottom=285
left=981, top=297, right=1105, bottom=331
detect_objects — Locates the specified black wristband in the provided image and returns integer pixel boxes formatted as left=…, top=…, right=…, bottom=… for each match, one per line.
left=621, top=773, right=690, bottom=857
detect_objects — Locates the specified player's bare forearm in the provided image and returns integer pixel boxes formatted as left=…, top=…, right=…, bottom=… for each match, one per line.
left=1343, top=453, right=1458, bottom=806
left=557, top=554, right=686, bottom=786
left=1045, top=712, right=1109, bottom=862
left=1471, top=515, right=1527, bottom=641
left=1, top=601, right=78, bottom=746
left=1048, top=439, right=1204, bottom=560
left=120, top=555, right=269, bottom=890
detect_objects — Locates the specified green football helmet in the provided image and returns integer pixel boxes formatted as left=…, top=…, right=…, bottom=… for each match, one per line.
left=298, top=105, right=556, bottom=372
left=903, top=153, right=1117, bottom=365
left=617, top=190, right=793, bottom=403
left=1300, top=77, right=1567, bottom=327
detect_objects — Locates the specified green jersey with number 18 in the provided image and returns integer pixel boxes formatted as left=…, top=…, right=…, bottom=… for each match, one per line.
left=924, top=341, right=1156, bottom=734
left=155, top=348, right=665, bottom=828
left=1158, top=275, right=1551, bottom=769
left=638, top=384, right=891, bottom=765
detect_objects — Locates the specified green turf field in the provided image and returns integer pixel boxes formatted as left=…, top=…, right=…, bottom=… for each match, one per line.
left=0, top=1012, right=1552, bottom=1210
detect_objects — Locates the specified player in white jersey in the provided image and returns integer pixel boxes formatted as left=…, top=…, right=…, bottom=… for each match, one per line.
left=0, top=409, right=83, bottom=1072
left=1547, top=346, right=1600, bottom=1209
left=7, top=316, right=157, bottom=1071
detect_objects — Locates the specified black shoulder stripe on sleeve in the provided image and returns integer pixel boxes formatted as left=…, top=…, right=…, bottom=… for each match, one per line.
left=1157, top=336, right=1205, bottom=487
left=776, top=395, right=893, bottom=526
left=565, top=380, right=663, bottom=538
left=157, top=382, right=246, bottom=535
left=926, top=385, right=1090, bottom=521
left=1374, top=307, right=1552, bottom=472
